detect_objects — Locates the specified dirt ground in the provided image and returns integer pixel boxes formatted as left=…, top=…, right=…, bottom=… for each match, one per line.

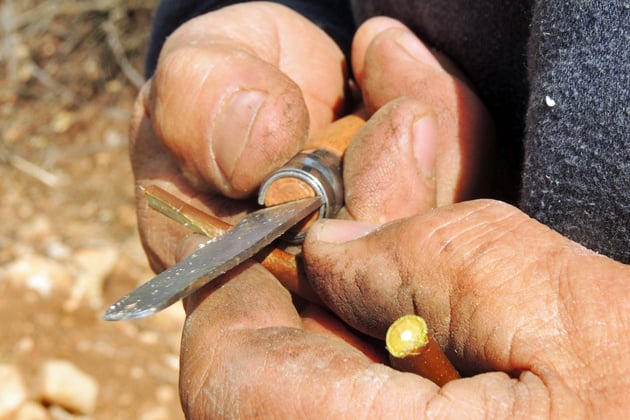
left=1, top=1, right=187, bottom=418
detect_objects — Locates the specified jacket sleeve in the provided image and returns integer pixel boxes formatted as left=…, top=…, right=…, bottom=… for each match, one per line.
left=519, top=0, right=629, bottom=263
left=144, top=0, right=355, bottom=78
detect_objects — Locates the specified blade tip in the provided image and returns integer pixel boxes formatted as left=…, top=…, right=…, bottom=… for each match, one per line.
left=101, top=302, right=158, bottom=321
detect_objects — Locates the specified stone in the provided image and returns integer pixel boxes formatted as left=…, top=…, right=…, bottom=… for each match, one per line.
left=51, top=111, right=75, bottom=134
left=65, top=246, right=118, bottom=310
left=155, top=385, right=176, bottom=405
left=48, top=404, right=81, bottom=420
left=0, top=364, right=27, bottom=417
left=16, top=214, right=53, bottom=243
left=3, top=255, right=73, bottom=297
left=138, top=405, right=171, bottom=420
left=14, top=401, right=51, bottom=420
left=38, top=359, right=99, bottom=415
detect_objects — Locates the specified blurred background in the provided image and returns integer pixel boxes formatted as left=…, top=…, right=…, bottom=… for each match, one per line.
left=0, top=1, right=186, bottom=418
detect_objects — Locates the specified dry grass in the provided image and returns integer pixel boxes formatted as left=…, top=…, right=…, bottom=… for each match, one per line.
left=0, top=2, right=187, bottom=419
left=1, top=0, right=156, bottom=183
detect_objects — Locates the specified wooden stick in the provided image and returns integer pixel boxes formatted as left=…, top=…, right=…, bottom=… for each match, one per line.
left=144, top=185, right=322, bottom=305
left=386, top=314, right=460, bottom=386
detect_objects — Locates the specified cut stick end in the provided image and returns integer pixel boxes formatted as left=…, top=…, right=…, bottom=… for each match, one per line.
left=386, top=314, right=429, bottom=358
left=262, top=178, right=320, bottom=235
left=386, top=314, right=461, bottom=386
left=262, top=177, right=317, bottom=207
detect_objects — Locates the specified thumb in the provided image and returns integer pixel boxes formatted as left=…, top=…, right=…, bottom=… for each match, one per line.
left=303, top=200, right=585, bottom=374
left=343, top=98, right=438, bottom=223
left=151, top=47, right=308, bottom=198
left=148, top=3, right=348, bottom=198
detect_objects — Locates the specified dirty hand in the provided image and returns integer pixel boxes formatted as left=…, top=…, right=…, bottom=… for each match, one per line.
left=129, top=2, right=348, bottom=272
left=176, top=14, right=526, bottom=419
left=180, top=199, right=630, bottom=418
left=129, top=9, right=492, bottom=272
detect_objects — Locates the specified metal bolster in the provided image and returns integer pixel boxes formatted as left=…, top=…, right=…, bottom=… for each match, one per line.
left=257, top=149, right=344, bottom=220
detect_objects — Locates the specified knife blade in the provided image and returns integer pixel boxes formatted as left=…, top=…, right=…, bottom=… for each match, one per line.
left=102, top=197, right=322, bottom=321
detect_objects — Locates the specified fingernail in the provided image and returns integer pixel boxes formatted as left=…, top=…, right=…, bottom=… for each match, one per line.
left=412, top=115, right=438, bottom=179
left=213, top=90, right=267, bottom=179
left=312, top=219, right=378, bottom=244
left=396, top=30, right=440, bottom=67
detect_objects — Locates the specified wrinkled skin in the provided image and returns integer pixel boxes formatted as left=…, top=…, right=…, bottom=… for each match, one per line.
left=181, top=201, right=630, bottom=418
left=128, top=2, right=630, bottom=418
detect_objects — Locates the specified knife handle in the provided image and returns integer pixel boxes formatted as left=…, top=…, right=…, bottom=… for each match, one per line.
left=144, top=185, right=322, bottom=305
left=257, top=113, right=366, bottom=242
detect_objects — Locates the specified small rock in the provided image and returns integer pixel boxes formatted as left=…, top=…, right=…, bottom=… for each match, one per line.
left=82, top=57, right=100, bottom=81
left=0, top=364, right=27, bottom=417
left=51, top=111, right=75, bottom=134
left=105, top=80, right=123, bottom=93
left=138, top=330, right=159, bottom=345
left=164, top=354, right=180, bottom=372
left=48, top=404, right=85, bottom=420
left=16, top=214, right=53, bottom=243
left=103, top=128, right=124, bottom=147
left=130, top=365, right=144, bottom=379
left=38, top=359, right=99, bottom=415
left=45, top=241, right=72, bottom=260
left=14, top=336, right=35, bottom=354
left=139, top=405, right=171, bottom=420
left=155, top=385, right=176, bottom=404
left=3, top=255, right=73, bottom=297
left=65, top=246, right=118, bottom=310
left=14, top=401, right=51, bottom=420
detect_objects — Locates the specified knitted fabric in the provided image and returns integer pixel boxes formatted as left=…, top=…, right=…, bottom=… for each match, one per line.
left=521, top=1, right=629, bottom=262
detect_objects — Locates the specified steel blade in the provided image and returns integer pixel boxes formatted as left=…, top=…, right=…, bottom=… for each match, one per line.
left=103, top=197, right=322, bottom=321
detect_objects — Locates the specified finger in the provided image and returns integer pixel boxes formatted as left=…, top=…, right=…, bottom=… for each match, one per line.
left=352, top=19, right=494, bottom=204
left=129, top=83, right=252, bottom=270
left=159, top=3, right=349, bottom=129
left=351, top=17, right=421, bottom=86
left=180, top=260, right=555, bottom=418
left=353, top=17, right=472, bottom=88
left=343, top=98, right=438, bottom=223
left=150, top=3, right=348, bottom=198
left=151, top=44, right=308, bottom=198
left=304, top=200, right=620, bottom=375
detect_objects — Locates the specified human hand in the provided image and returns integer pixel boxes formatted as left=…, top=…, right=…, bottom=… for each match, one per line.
left=176, top=14, right=504, bottom=418
left=179, top=199, right=629, bottom=418
left=129, top=2, right=349, bottom=272
left=302, top=200, right=630, bottom=417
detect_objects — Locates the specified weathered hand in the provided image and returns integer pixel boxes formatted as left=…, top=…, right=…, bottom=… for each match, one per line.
left=175, top=14, right=510, bottom=419
left=128, top=3, right=348, bottom=271
left=179, top=199, right=629, bottom=418
left=302, top=200, right=630, bottom=417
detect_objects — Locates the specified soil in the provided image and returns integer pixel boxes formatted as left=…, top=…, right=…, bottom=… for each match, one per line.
left=1, top=1, right=186, bottom=418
